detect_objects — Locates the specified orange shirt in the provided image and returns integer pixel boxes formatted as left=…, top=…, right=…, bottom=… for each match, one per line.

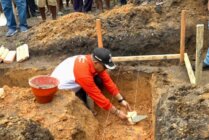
left=74, top=55, right=119, bottom=110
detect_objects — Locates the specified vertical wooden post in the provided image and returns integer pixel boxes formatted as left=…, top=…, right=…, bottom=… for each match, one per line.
left=96, top=19, right=103, bottom=48
left=195, top=24, right=204, bottom=85
left=180, top=10, right=186, bottom=65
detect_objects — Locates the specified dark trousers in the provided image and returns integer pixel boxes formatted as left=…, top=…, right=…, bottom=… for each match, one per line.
left=83, top=0, right=93, bottom=12
left=73, top=0, right=93, bottom=12
left=75, top=75, right=103, bottom=105
left=120, top=0, right=127, bottom=5
left=26, top=0, right=37, bottom=16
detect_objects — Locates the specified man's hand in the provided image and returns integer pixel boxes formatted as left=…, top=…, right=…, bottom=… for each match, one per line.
left=110, top=106, right=128, bottom=120
left=116, top=110, right=128, bottom=120
left=120, top=100, right=131, bottom=111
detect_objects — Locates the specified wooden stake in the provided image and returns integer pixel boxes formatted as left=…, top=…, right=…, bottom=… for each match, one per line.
left=184, top=53, right=196, bottom=85
left=180, top=10, right=186, bottom=65
left=96, top=19, right=103, bottom=48
left=195, top=24, right=204, bottom=85
left=112, top=54, right=180, bottom=62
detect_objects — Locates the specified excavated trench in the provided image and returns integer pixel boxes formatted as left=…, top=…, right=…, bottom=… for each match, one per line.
left=0, top=66, right=158, bottom=140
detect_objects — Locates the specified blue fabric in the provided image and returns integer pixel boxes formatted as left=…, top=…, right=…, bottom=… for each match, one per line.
left=84, top=0, right=93, bottom=12
left=204, top=48, right=209, bottom=65
left=73, top=0, right=83, bottom=12
left=6, top=28, right=17, bottom=37
left=73, top=0, right=93, bottom=12
left=120, top=0, right=127, bottom=5
left=1, top=0, right=28, bottom=30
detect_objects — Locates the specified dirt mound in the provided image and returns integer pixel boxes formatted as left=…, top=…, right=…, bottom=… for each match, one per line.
left=26, top=0, right=208, bottom=57
left=28, top=13, right=96, bottom=49
left=0, top=114, right=53, bottom=140
left=0, top=86, right=99, bottom=140
left=156, top=84, right=209, bottom=139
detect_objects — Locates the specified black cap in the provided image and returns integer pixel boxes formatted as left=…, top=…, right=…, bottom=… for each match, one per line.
left=93, top=48, right=116, bottom=70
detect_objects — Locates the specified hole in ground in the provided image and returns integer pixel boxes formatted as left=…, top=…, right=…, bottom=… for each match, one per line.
left=0, top=68, right=155, bottom=140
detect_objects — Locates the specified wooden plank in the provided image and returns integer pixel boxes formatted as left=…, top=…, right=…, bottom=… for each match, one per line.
left=180, top=10, right=186, bottom=65
left=16, top=45, right=21, bottom=62
left=17, top=44, right=29, bottom=62
left=195, top=24, right=204, bottom=85
left=184, top=53, right=196, bottom=85
left=23, top=44, right=29, bottom=59
left=19, top=45, right=25, bottom=62
left=96, top=19, right=103, bottom=48
left=17, top=45, right=24, bottom=62
left=0, top=48, right=9, bottom=62
left=3, top=51, right=16, bottom=63
left=112, top=54, right=180, bottom=62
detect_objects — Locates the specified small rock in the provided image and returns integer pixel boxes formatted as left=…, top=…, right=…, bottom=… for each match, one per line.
left=57, top=125, right=64, bottom=131
left=0, top=119, right=9, bottom=125
left=59, top=114, right=68, bottom=121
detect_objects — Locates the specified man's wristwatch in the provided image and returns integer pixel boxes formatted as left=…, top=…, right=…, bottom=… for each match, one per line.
left=118, top=98, right=125, bottom=103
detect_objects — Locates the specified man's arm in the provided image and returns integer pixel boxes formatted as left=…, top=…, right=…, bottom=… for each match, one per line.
left=99, top=71, right=131, bottom=111
left=76, top=76, right=113, bottom=110
left=98, top=71, right=119, bottom=95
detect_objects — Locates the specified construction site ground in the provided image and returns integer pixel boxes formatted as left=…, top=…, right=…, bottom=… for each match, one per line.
left=0, top=0, right=209, bottom=140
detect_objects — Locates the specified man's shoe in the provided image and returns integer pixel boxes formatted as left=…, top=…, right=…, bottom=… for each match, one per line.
left=6, top=29, right=18, bottom=37
left=20, top=27, right=28, bottom=32
left=202, top=63, right=209, bottom=70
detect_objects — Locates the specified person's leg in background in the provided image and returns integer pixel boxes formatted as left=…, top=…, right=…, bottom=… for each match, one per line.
left=70, top=0, right=73, bottom=5
left=26, top=0, right=31, bottom=18
left=48, top=0, right=57, bottom=19
left=66, top=0, right=70, bottom=7
left=95, top=0, right=103, bottom=12
left=26, top=0, right=37, bottom=17
left=105, top=0, right=110, bottom=9
left=120, top=0, right=127, bottom=5
left=15, top=0, right=28, bottom=32
left=64, top=0, right=71, bottom=11
left=84, top=0, right=93, bottom=12
left=73, top=0, right=83, bottom=12
left=56, top=0, right=63, bottom=15
left=1, top=0, right=18, bottom=36
left=37, top=0, right=46, bottom=21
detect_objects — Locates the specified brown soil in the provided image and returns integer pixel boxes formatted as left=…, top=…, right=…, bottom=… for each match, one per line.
left=95, top=70, right=153, bottom=140
left=0, top=68, right=153, bottom=140
left=0, top=115, right=54, bottom=140
left=0, top=86, right=99, bottom=140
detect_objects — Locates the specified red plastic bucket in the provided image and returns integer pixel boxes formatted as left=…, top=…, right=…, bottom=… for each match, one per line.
left=28, top=75, right=59, bottom=104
